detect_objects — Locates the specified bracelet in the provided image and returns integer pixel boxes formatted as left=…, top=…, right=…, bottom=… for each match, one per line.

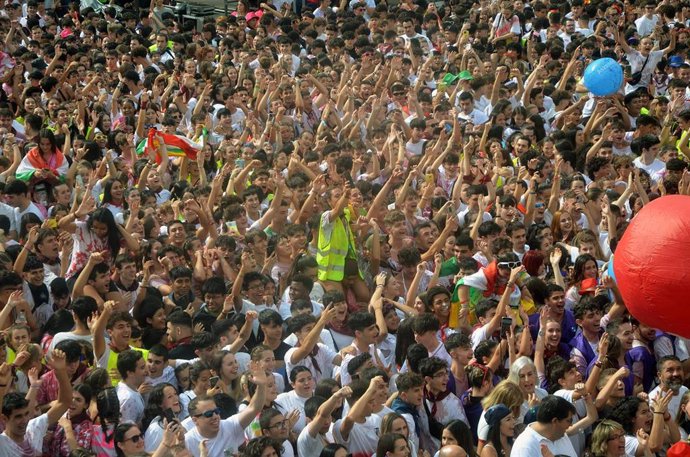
left=653, top=411, right=664, bottom=415
left=594, top=361, right=603, bottom=368
left=0, top=384, right=8, bottom=387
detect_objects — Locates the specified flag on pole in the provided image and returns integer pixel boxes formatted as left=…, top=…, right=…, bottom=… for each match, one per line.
left=136, top=128, right=202, bottom=161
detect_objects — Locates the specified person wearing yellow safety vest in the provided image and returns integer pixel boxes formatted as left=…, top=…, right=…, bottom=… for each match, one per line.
left=92, top=300, right=149, bottom=387
left=316, top=185, right=370, bottom=304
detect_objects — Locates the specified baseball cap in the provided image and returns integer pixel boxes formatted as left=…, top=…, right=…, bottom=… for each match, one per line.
left=669, top=55, right=685, bottom=68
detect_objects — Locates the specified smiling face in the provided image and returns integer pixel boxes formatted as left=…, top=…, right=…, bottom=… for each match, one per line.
left=162, top=385, right=181, bottom=413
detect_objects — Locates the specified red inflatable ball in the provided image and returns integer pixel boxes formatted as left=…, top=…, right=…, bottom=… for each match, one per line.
left=613, top=195, right=690, bottom=338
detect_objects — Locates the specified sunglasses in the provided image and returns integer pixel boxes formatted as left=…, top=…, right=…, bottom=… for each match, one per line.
left=124, top=433, right=144, bottom=443
left=194, top=408, right=221, bottom=418
left=497, top=261, right=521, bottom=269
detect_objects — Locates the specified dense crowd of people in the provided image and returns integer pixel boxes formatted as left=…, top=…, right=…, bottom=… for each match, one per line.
left=1, top=0, right=690, bottom=456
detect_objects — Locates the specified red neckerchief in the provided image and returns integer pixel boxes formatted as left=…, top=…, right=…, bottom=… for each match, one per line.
left=167, top=336, right=192, bottom=350
left=439, top=323, right=449, bottom=342
left=424, top=385, right=452, bottom=418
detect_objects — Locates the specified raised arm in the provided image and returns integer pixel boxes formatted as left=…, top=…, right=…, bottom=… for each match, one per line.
left=235, top=362, right=267, bottom=429
left=46, top=349, right=73, bottom=426
left=92, top=300, right=116, bottom=360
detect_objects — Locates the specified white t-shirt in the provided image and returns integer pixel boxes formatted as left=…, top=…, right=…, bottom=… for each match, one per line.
left=144, top=416, right=195, bottom=453
left=117, top=381, right=145, bottom=425
left=554, top=389, right=587, bottom=456
left=633, top=156, right=665, bottom=183
left=275, top=390, right=309, bottom=434
left=511, top=423, right=577, bottom=457
left=635, top=15, right=659, bottom=36
left=48, top=332, right=93, bottom=353
left=339, top=345, right=385, bottom=386
left=648, top=385, right=689, bottom=419
left=333, top=414, right=381, bottom=457
left=179, top=390, right=197, bottom=420
left=285, top=343, right=337, bottom=384
left=185, top=415, right=246, bottom=457
left=625, top=50, right=664, bottom=94
left=0, top=413, right=49, bottom=457
left=297, top=424, right=329, bottom=457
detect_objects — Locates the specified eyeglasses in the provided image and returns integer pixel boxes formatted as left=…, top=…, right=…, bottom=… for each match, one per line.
left=194, top=408, right=221, bottom=418
left=268, top=420, right=288, bottom=429
left=124, top=433, right=144, bottom=443
left=497, top=261, right=521, bottom=269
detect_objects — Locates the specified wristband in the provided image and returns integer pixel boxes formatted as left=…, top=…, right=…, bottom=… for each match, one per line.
left=653, top=411, right=664, bottom=415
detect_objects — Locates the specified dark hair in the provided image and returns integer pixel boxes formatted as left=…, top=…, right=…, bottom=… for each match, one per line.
left=116, top=349, right=143, bottom=380
left=376, top=433, right=408, bottom=457
left=418, top=357, right=448, bottom=378
left=412, top=313, right=440, bottom=334
left=142, top=382, right=176, bottom=431
left=347, top=312, right=376, bottom=333
left=289, top=365, right=311, bottom=383
left=114, top=422, right=139, bottom=457
left=96, top=388, right=121, bottom=443
left=444, top=420, right=476, bottom=457
left=319, top=443, right=348, bottom=457
left=42, top=309, right=74, bottom=337
left=55, top=339, right=83, bottom=363
left=2, top=392, right=29, bottom=416
left=242, top=436, right=281, bottom=457
left=87, top=208, right=121, bottom=258
left=102, top=179, right=122, bottom=205
left=536, top=395, right=577, bottom=423
left=287, top=313, right=316, bottom=334
left=71, top=296, right=99, bottom=325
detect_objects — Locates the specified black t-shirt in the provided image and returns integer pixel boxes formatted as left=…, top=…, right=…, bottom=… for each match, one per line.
left=27, top=282, right=50, bottom=312
left=168, top=342, right=197, bottom=360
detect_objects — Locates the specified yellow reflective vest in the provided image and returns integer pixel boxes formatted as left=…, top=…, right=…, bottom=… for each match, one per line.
left=316, top=208, right=357, bottom=282
left=106, top=346, right=149, bottom=386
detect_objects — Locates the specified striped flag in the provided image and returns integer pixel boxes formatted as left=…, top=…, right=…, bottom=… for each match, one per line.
left=136, top=128, right=202, bottom=161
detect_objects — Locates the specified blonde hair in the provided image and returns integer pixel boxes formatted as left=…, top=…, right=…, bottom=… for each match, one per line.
left=591, top=420, right=625, bottom=457
left=481, top=380, right=523, bottom=416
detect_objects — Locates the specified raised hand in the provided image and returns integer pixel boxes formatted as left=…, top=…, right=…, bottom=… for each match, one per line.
left=51, top=348, right=67, bottom=371
left=550, top=248, right=562, bottom=266
left=249, top=361, right=268, bottom=385
left=598, top=332, right=610, bottom=359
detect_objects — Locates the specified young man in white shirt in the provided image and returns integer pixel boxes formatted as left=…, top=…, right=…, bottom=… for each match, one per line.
left=298, top=386, right=352, bottom=457
left=633, top=135, right=666, bottom=183
left=184, top=364, right=267, bottom=457
left=420, top=357, right=469, bottom=428
left=411, top=313, right=453, bottom=366
left=511, top=395, right=578, bottom=457
left=116, top=349, right=148, bottom=426
left=284, top=307, right=341, bottom=383
left=4, top=180, right=44, bottom=229
left=333, top=376, right=386, bottom=456
left=338, top=312, right=384, bottom=386
left=0, top=349, right=72, bottom=457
